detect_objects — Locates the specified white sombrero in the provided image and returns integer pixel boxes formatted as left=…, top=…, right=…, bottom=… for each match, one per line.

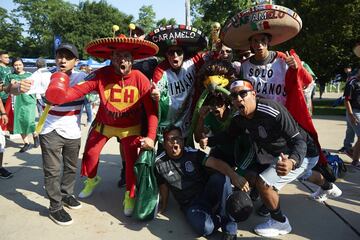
left=220, top=4, right=302, bottom=50
left=354, top=43, right=360, bottom=57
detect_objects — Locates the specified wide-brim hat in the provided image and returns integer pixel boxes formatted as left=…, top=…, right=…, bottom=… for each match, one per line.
left=220, top=4, right=302, bottom=50
left=354, top=43, right=360, bottom=57
left=85, top=35, right=159, bottom=60
left=145, top=25, right=208, bottom=56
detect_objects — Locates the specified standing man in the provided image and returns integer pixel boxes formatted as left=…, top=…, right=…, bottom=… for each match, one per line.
left=45, top=34, right=159, bottom=217
left=344, top=68, right=360, bottom=168
left=220, top=4, right=329, bottom=177
left=40, top=43, right=86, bottom=225
left=146, top=25, right=208, bottom=147
left=0, top=51, right=11, bottom=106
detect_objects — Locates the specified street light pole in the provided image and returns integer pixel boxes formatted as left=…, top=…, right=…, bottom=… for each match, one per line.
left=185, top=0, right=190, bottom=25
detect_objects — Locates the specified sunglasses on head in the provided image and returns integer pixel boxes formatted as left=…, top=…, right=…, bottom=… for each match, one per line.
left=230, top=90, right=252, bottom=99
left=167, top=49, right=184, bottom=56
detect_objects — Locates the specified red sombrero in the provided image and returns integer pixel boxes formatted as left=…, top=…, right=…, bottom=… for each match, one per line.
left=145, top=25, right=208, bottom=56
left=354, top=43, right=360, bottom=57
left=220, top=4, right=302, bottom=50
left=85, top=35, right=159, bottom=60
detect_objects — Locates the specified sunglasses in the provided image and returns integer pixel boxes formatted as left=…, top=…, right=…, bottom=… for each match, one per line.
left=166, top=136, right=183, bottom=144
left=230, top=90, right=251, bottom=99
left=167, top=49, right=184, bottom=56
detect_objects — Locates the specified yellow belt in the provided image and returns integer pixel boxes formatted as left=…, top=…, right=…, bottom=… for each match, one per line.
left=94, top=123, right=141, bottom=139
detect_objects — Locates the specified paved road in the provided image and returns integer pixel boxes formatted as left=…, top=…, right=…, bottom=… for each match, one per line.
left=0, top=93, right=359, bottom=240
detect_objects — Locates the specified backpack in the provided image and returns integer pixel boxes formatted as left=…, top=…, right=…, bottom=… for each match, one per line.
left=326, top=154, right=347, bottom=179
left=313, top=152, right=347, bottom=182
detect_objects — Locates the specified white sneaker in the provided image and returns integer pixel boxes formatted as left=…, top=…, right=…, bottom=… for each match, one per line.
left=310, top=183, right=342, bottom=202
left=254, top=217, right=292, bottom=237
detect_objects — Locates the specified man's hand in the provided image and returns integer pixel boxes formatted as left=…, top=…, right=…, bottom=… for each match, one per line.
left=231, top=173, right=250, bottom=192
left=349, top=113, right=359, bottom=125
left=276, top=153, right=294, bottom=176
left=140, top=137, right=154, bottom=150
left=199, top=133, right=208, bottom=150
left=150, top=82, right=160, bottom=101
left=1, top=114, right=8, bottom=125
left=20, top=79, right=32, bottom=93
left=285, top=51, right=298, bottom=69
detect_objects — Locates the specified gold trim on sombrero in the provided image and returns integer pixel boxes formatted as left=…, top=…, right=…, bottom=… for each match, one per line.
left=354, top=43, right=360, bottom=58
left=220, top=4, right=302, bottom=50
left=85, top=36, right=159, bottom=60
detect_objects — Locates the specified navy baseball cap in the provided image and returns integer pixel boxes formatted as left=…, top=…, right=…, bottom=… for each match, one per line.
left=56, top=43, right=79, bottom=59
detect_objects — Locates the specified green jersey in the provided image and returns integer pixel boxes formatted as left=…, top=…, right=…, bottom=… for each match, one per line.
left=9, top=72, right=36, bottom=134
left=0, top=65, right=12, bottom=101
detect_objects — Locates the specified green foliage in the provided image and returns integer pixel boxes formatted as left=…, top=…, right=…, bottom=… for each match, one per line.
left=156, top=18, right=177, bottom=28
left=136, top=5, right=156, bottom=34
left=0, top=7, right=24, bottom=55
left=274, top=0, right=360, bottom=81
left=190, top=0, right=254, bottom=39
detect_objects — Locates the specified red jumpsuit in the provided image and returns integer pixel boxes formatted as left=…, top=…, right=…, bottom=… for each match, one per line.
left=49, top=66, right=158, bottom=196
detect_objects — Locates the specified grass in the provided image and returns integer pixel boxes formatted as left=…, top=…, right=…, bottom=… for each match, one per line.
left=312, top=98, right=346, bottom=116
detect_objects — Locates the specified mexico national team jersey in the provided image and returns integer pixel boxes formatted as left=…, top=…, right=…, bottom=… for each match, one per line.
left=241, top=51, right=288, bottom=105
left=153, top=53, right=205, bottom=142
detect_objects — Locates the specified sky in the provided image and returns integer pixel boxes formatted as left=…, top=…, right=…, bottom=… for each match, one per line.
left=0, top=0, right=187, bottom=23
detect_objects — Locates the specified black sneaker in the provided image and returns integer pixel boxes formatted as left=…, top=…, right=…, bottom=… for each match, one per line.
left=222, top=232, right=237, bottom=240
left=49, top=208, right=73, bottom=226
left=19, top=143, right=32, bottom=153
left=33, top=136, right=40, bottom=148
left=0, top=167, right=13, bottom=179
left=338, top=146, right=346, bottom=153
left=62, top=195, right=82, bottom=209
left=257, top=204, right=270, bottom=217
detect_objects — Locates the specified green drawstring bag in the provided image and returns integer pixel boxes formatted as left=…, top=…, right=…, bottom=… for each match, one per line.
left=133, top=150, right=159, bottom=221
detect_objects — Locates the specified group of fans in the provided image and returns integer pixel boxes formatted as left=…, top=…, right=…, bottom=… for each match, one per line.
left=2, top=3, right=358, bottom=239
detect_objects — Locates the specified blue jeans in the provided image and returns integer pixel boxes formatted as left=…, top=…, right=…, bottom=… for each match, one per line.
left=344, top=112, right=356, bottom=149
left=183, top=173, right=236, bottom=236
left=81, top=98, right=92, bottom=124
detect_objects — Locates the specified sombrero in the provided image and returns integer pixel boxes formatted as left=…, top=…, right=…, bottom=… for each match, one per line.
left=145, top=25, right=208, bottom=56
left=354, top=43, right=360, bottom=57
left=220, top=4, right=302, bottom=50
left=85, top=34, right=159, bottom=60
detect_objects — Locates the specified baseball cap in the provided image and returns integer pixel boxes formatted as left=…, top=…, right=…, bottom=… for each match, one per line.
left=226, top=190, right=253, bottom=222
left=56, top=43, right=79, bottom=59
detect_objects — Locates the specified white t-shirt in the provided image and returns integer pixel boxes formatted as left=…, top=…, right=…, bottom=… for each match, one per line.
left=40, top=70, right=86, bottom=139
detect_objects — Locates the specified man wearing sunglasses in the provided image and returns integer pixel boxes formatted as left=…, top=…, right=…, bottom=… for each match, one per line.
left=201, top=80, right=321, bottom=237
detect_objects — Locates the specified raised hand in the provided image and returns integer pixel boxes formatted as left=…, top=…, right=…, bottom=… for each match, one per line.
left=285, top=51, right=298, bottom=69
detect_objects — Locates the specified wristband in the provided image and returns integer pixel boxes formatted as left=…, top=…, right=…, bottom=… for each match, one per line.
left=0, top=112, right=7, bottom=116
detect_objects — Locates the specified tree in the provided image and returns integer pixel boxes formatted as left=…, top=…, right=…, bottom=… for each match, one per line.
left=136, top=5, right=156, bottom=33
left=190, top=0, right=254, bottom=50
left=276, top=0, right=360, bottom=80
left=156, top=18, right=177, bottom=28
left=0, top=7, right=24, bottom=56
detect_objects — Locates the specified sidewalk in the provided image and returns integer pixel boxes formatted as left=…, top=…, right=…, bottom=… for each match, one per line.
left=0, top=110, right=359, bottom=240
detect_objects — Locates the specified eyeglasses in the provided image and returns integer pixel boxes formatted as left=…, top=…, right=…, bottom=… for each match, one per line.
left=165, top=136, right=183, bottom=144
left=230, top=90, right=251, bottom=99
left=167, top=49, right=184, bottom=56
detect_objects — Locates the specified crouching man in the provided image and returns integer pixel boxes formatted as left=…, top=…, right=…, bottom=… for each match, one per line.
left=155, top=125, right=252, bottom=240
